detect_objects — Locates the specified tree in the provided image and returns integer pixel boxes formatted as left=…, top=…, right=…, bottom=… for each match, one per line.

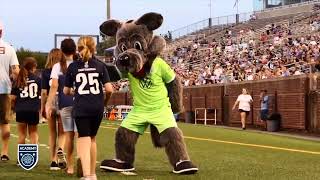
left=96, top=36, right=116, bottom=55
left=16, top=48, right=47, bottom=69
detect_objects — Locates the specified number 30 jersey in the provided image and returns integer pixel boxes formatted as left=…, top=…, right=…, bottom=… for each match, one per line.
left=11, top=73, right=41, bottom=112
left=64, top=58, right=110, bottom=117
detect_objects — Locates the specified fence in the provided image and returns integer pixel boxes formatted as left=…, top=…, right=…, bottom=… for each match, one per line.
left=170, top=12, right=253, bottom=40
left=108, top=74, right=320, bottom=133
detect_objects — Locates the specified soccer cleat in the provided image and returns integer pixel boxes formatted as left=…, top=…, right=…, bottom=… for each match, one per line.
left=173, top=160, right=198, bottom=174
left=50, top=161, right=60, bottom=170
left=100, top=159, right=135, bottom=172
left=57, top=148, right=67, bottom=169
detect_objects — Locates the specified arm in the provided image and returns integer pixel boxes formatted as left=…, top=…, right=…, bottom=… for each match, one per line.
left=11, top=65, right=19, bottom=80
left=46, top=79, right=58, bottom=117
left=232, top=100, right=239, bottom=110
left=166, top=76, right=183, bottom=114
left=63, top=86, right=74, bottom=95
left=104, top=83, right=113, bottom=106
left=160, top=58, right=183, bottom=113
left=40, top=89, right=48, bottom=118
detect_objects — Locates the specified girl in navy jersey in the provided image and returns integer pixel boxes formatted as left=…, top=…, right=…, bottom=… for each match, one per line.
left=41, top=49, right=66, bottom=170
left=47, top=39, right=77, bottom=174
left=11, top=57, right=40, bottom=145
left=64, top=36, right=113, bottom=180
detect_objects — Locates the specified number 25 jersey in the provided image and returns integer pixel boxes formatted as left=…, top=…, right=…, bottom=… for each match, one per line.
left=64, top=58, right=110, bottom=117
left=11, top=73, right=41, bottom=112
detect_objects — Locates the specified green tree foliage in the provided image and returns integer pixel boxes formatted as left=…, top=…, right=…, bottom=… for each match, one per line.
left=96, top=36, right=116, bottom=55
left=16, top=48, right=47, bottom=69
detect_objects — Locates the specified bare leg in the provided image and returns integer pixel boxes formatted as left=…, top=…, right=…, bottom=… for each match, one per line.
left=65, top=131, right=75, bottom=173
left=90, top=136, right=97, bottom=176
left=47, top=116, right=58, bottom=162
left=1, top=124, right=10, bottom=156
left=28, top=125, right=38, bottom=144
left=17, top=123, right=27, bottom=144
left=57, top=118, right=66, bottom=151
left=77, top=137, right=91, bottom=177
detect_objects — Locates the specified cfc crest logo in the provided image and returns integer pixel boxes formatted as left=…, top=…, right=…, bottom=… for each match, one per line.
left=139, top=76, right=152, bottom=89
left=18, top=144, right=38, bottom=170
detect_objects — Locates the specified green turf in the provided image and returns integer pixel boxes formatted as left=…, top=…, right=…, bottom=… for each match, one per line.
left=0, top=121, right=320, bottom=180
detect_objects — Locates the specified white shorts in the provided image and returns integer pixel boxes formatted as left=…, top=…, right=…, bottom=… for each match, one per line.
left=60, top=106, right=77, bottom=132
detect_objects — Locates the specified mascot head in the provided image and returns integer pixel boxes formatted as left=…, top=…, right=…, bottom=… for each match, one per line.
left=99, top=12, right=166, bottom=78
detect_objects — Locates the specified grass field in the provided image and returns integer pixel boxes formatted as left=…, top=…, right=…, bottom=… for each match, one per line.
left=0, top=120, right=320, bottom=180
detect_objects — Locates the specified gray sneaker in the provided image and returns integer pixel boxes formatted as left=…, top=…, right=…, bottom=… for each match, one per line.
left=57, top=148, right=67, bottom=169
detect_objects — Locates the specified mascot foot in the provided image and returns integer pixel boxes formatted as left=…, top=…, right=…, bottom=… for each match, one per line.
left=100, top=159, right=134, bottom=172
left=173, top=160, right=198, bottom=175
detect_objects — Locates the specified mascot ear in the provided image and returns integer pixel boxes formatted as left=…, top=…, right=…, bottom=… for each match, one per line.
left=100, top=20, right=122, bottom=37
left=136, top=12, right=163, bottom=31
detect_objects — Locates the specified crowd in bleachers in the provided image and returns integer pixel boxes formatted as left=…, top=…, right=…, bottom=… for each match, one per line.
left=165, top=12, right=320, bottom=86
left=109, top=11, right=320, bottom=90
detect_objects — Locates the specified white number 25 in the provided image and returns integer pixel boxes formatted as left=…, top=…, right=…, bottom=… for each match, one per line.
left=76, top=73, right=100, bottom=95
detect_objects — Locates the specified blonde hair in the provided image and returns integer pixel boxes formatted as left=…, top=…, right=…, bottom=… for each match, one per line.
left=45, top=48, right=63, bottom=69
left=78, top=36, right=96, bottom=62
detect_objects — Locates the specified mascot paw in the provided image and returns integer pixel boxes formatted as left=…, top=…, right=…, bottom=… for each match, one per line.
left=100, top=159, right=135, bottom=172
left=173, top=160, right=198, bottom=175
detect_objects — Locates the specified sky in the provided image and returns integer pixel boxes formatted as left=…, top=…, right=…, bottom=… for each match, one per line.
left=0, top=0, right=253, bottom=52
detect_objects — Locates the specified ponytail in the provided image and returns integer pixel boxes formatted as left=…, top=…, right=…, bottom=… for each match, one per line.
left=78, top=36, right=96, bottom=62
left=15, top=67, right=28, bottom=88
left=15, top=57, right=37, bottom=88
left=80, top=46, right=92, bottom=62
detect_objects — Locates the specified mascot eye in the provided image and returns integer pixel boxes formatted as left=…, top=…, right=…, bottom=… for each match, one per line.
left=134, top=41, right=143, bottom=51
left=121, top=44, right=127, bottom=52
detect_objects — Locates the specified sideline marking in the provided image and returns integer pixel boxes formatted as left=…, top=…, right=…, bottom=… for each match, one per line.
left=99, top=125, right=320, bottom=155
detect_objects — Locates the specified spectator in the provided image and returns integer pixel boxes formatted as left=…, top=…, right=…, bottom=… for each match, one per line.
left=260, top=90, right=269, bottom=130
left=232, top=88, right=253, bottom=130
left=0, top=21, right=19, bottom=161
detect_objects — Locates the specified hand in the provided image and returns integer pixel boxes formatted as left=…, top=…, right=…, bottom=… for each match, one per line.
left=45, top=103, right=53, bottom=119
left=41, top=108, right=47, bottom=119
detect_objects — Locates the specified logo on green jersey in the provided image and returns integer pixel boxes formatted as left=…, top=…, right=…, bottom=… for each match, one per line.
left=139, top=77, right=152, bottom=89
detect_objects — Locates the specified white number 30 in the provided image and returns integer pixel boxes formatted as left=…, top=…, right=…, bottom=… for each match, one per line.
left=20, top=83, right=38, bottom=98
left=76, top=73, right=100, bottom=95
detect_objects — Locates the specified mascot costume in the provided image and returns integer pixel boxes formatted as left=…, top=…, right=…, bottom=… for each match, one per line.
left=99, top=12, right=198, bottom=174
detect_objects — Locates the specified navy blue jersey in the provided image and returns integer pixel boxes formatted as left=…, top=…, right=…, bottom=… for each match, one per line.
left=41, top=68, right=51, bottom=92
left=64, top=58, right=110, bottom=117
left=58, top=74, right=73, bottom=109
left=11, top=73, right=41, bottom=112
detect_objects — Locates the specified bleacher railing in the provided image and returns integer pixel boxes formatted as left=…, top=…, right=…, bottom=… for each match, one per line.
left=170, top=12, right=253, bottom=40
left=256, top=0, right=320, bottom=13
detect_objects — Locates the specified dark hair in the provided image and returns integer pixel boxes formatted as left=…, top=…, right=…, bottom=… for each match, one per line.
left=15, top=57, right=37, bottom=88
left=261, top=89, right=267, bottom=93
left=60, top=38, right=76, bottom=74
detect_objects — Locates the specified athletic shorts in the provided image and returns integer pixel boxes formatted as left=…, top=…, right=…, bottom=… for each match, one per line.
left=16, top=111, right=39, bottom=125
left=260, top=109, right=269, bottom=121
left=121, top=105, right=177, bottom=135
left=75, top=113, right=103, bottom=137
left=60, top=106, right=77, bottom=132
left=239, top=109, right=250, bottom=115
left=0, top=94, right=11, bottom=124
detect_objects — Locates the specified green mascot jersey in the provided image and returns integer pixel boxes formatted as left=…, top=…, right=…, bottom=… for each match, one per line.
left=120, top=57, right=177, bottom=134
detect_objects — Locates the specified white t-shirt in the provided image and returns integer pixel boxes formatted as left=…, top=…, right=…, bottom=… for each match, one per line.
left=0, top=39, right=19, bottom=94
left=50, top=60, right=73, bottom=79
left=237, top=94, right=253, bottom=111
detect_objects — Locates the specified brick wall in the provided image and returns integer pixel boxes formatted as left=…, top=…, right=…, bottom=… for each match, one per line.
left=107, top=75, right=315, bottom=131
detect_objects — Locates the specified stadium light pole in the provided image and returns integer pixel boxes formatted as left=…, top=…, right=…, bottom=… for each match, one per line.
left=209, top=0, right=212, bottom=18
left=107, top=0, right=111, bottom=20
